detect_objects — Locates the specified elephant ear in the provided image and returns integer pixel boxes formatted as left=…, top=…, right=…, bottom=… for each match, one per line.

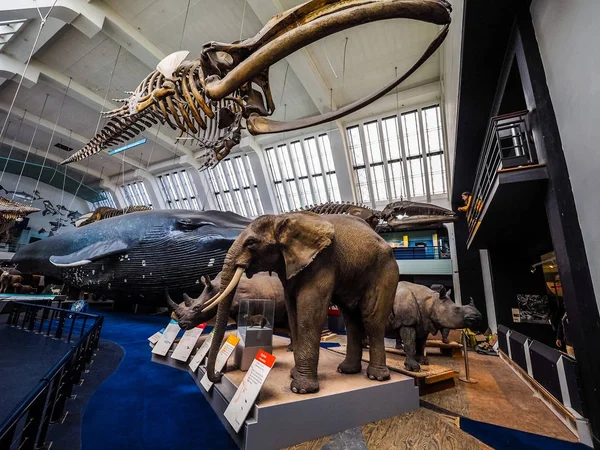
left=276, top=213, right=334, bottom=279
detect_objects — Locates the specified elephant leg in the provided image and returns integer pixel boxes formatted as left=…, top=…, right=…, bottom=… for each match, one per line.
left=285, top=293, right=299, bottom=376
left=401, top=327, right=420, bottom=372
left=337, top=306, right=363, bottom=374
left=416, top=337, right=429, bottom=366
left=362, top=300, right=392, bottom=382
left=290, top=284, right=332, bottom=394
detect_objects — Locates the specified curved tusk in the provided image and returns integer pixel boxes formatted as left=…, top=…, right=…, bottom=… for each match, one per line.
left=202, top=290, right=223, bottom=308
left=201, top=267, right=244, bottom=313
left=247, top=24, right=449, bottom=135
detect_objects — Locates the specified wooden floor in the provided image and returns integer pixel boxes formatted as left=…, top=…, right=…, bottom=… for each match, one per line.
left=283, top=337, right=577, bottom=449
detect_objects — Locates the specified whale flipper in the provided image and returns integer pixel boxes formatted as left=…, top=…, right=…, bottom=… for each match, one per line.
left=49, top=240, right=130, bottom=267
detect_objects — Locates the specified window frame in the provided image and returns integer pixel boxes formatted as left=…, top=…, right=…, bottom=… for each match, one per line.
left=263, top=132, right=341, bottom=212
left=345, top=102, right=448, bottom=206
left=205, top=153, right=264, bottom=217
left=157, top=169, right=202, bottom=210
left=120, top=181, right=153, bottom=208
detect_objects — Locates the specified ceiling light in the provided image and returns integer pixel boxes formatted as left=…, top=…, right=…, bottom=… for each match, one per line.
left=108, top=138, right=147, bottom=155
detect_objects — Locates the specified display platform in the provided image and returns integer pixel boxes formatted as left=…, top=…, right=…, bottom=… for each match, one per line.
left=328, top=344, right=456, bottom=389
left=152, top=335, right=419, bottom=450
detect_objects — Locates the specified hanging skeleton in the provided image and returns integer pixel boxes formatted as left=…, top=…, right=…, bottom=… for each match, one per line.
left=298, top=200, right=457, bottom=232
left=61, top=0, right=451, bottom=170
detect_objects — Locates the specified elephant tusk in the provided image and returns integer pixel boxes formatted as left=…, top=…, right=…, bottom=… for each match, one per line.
left=201, top=267, right=244, bottom=313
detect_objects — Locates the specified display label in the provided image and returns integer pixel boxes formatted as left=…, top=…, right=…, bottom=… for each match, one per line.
left=200, top=334, right=240, bottom=391
left=224, top=350, right=276, bottom=432
left=511, top=308, right=521, bottom=323
left=151, top=320, right=181, bottom=356
left=148, top=328, right=165, bottom=346
left=171, top=323, right=207, bottom=362
left=189, top=330, right=215, bottom=372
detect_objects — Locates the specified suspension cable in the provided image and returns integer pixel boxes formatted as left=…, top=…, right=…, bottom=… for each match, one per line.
left=0, top=0, right=59, bottom=148
left=31, top=77, right=72, bottom=203
left=12, top=94, right=50, bottom=200
left=0, top=112, right=26, bottom=185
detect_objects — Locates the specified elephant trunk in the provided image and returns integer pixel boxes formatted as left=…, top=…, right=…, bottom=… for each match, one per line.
left=206, top=240, right=245, bottom=383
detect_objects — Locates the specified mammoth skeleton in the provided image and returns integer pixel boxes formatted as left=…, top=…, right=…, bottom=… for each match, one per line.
left=61, top=0, right=451, bottom=169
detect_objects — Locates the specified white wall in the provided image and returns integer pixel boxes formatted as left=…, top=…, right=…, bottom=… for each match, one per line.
left=530, top=0, right=600, bottom=310
left=440, top=0, right=464, bottom=192
left=0, top=172, right=90, bottom=239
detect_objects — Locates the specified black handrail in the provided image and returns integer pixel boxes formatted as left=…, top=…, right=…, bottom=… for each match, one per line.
left=466, top=111, right=536, bottom=242
left=392, top=246, right=450, bottom=260
left=0, top=302, right=103, bottom=450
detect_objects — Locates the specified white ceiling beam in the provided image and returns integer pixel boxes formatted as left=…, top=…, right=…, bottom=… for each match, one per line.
left=0, top=53, right=200, bottom=168
left=0, top=136, right=105, bottom=180
left=0, top=102, right=147, bottom=172
left=244, top=0, right=334, bottom=114
left=0, top=0, right=165, bottom=68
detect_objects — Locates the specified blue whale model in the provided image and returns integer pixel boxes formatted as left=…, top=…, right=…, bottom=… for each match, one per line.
left=11, top=209, right=251, bottom=305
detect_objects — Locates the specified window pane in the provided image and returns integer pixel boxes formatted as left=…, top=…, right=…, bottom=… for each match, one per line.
left=265, top=148, right=282, bottom=182
left=382, top=116, right=401, bottom=161
left=402, top=111, right=422, bottom=157
left=234, top=190, right=247, bottom=216
left=299, top=178, right=313, bottom=206
left=313, top=175, right=326, bottom=204
left=329, top=175, right=341, bottom=202
left=318, top=134, right=335, bottom=173
left=277, top=145, right=294, bottom=180
left=287, top=181, right=301, bottom=210
left=371, top=164, right=387, bottom=201
left=356, top=168, right=370, bottom=203
left=224, top=160, right=239, bottom=189
left=364, top=121, right=384, bottom=164
left=304, top=138, right=322, bottom=174
left=422, top=105, right=447, bottom=195
left=235, top=157, right=250, bottom=187
left=289, top=141, right=308, bottom=177
left=388, top=161, right=407, bottom=200
left=275, top=183, right=289, bottom=211
left=409, top=159, right=425, bottom=197
left=346, top=126, right=364, bottom=166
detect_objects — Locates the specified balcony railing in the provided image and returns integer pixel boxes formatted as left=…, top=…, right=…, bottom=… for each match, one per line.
left=392, top=246, right=450, bottom=260
left=466, top=110, right=536, bottom=238
left=0, top=302, right=103, bottom=450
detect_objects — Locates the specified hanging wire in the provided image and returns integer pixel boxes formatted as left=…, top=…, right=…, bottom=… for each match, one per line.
left=65, top=157, right=91, bottom=214
left=340, top=37, right=349, bottom=105
left=0, top=113, right=26, bottom=185
left=178, top=0, right=192, bottom=51
left=0, top=0, right=59, bottom=147
left=145, top=125, right=161, bottom=171
left=239, top=0, right=248, bottom=41
left=323, top=38, right=339, bottom=79
left=31, top=78, right=72, bottom=203
left=280, top=62, right=290, bottom=106
left=12, top=94, right=50, bottom=200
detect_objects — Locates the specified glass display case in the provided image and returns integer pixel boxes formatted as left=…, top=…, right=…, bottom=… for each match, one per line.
left=234, top=299, right=274, bottom=370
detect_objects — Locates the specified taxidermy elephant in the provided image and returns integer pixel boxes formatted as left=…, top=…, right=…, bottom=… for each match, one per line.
left=173, top=212, right=399, bottom=394
left=0, top=272, right=23, bottom=293
left=167, top=271, right=289, bottom=331
left=385, top=282, right=482, bottom=372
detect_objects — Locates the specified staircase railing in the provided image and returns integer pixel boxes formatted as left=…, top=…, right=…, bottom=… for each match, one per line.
left=0, top=302, right=103, bottom=450
left=466, top=110, right=536, bottom=241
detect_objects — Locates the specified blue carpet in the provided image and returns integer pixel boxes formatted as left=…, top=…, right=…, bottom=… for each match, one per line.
left=459, top=417, right=587, bottom=449
left=82, top=307, right=237, bottom=450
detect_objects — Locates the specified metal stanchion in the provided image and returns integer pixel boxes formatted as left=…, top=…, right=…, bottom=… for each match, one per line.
left=459, top=330, right=477, bottom=384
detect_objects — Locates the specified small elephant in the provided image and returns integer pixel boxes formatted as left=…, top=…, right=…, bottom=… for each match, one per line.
left=385, top=282, right=482, bottom=372
left=172, top=212, right=399, bottom=394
